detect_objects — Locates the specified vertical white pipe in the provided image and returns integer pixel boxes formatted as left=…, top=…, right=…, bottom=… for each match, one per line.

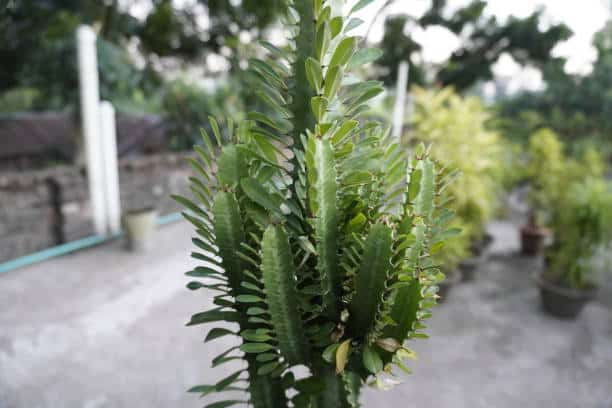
left=77, top=25, right=106, bottom=236
left=99, top=101, right=121, bottom=236
left=392, top=61, right=409, bottom=140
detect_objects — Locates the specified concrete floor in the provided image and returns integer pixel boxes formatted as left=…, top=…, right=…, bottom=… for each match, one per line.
left=1, top=215, right=611, bottom=407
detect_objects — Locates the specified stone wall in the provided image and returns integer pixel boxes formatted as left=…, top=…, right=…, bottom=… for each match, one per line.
left=0, top=153, right=193, bottom=263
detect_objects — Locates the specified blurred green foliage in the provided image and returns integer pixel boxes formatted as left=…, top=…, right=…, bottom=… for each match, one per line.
left=0, top=0, right=285, bottom=150
left=411, top=87, right=511, bottom=264
left=526, top=128, right=606, bottom=227
left=546, top=179, right=612, bottom=288
left=497, top=20, right=612, bottom=153
left=162, top=78, right=244, bottom=151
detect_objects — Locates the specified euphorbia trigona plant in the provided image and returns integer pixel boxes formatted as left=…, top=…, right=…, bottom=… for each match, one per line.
left=174, top=1, right=457, bottom=406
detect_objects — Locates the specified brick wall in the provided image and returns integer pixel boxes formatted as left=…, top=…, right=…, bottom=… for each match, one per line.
left=0, top=153, right=193, bottom=263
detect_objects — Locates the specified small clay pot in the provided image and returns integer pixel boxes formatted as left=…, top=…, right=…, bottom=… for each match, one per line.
left=535, top=274, right=597, bottom=319
left=520, top=225, right=548, bottom=256
left=437, top=269, right=461, bottom=303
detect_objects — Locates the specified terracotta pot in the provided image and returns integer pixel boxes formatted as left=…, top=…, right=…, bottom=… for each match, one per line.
left=520, top=225, right=547, bottom=256
left=535, top=274, right=597, bottom=319
left=437, top=269, right=461, bottom=303
left=123, top=207, right=157, bottom=252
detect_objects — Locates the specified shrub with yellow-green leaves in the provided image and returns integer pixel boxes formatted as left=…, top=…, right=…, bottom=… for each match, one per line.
left=526, top=128, right=606, bottom=226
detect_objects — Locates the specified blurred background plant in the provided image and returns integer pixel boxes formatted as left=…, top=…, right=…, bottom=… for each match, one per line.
left=526, top=128, right=607, bottom=228
left=545, top=179, right=612, bottom=288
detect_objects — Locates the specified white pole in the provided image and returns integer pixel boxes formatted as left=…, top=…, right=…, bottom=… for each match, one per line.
left=392, top=61, right=409, bottom=140
left=77, top=25, right=107, bottom=236
left=99, top=101, right=121, bottom=236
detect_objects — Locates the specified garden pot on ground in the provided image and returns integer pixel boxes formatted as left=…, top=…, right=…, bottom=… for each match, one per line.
left=535, top=274, right=597, bottom=319
left=520, top=224, right=548, bottom=256
left=123, top=207, right=157, bottom=252
left=438, top=269, right=461, bottom=302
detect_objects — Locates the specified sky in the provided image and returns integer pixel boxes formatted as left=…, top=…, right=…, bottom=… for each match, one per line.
left=351, top=0, right=612, bottom=92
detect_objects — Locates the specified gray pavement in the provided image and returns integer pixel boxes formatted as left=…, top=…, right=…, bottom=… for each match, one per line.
left=1, top=213, right=611, bottom=408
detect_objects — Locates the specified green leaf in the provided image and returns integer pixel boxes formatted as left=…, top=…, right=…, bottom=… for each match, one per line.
left=346, top=213, right=367, bottom=233
left=211, top=346, right=240, bottom=367
left=249, top=58, right=286, bottom=90
left=323, top=65, right=344, bottom=100
left=315, top=22, right=331, bottom=61
left=247, top=307, right=268, bottom=315
left=329, top=37, right=357, bottom=68
left=247, top=111, right=293, bottom=133
left=305, top=57, right=323, bottom=94
left=348, top=86, right=384, bottom=108
left=311, top=96, right=328, bottom=122
left=330, top=16, right=343, bottom=37
left=240, top=342, right=276, bottom=353
left=330, top=120, right=358, bottom=145
left=257, top=352, right=279, bottom=362
left=348, top=223, right=393, bottom=335
left=208, top=116, right=223, bottom=146
left=236, top=294, right=264, bottom=303
left=172, top=194, right=206, bottom=219
left=187, top=384, right=215, bottom=395
left=186, top=310, right=239, bottom=326
left=186, top=266, right=223, bottom=278
left=240, top=177, right=284, bottom=213
left=205, top=328, right=235, bottom=342
left=322, top=343, right=340, bottom=362
left=347, top=48, right=383, bottom=70
left=257, top=361, right=281, bottom=375
left=186, top=281, right=205, bottom=290
left=350, top=0, right=374, bottom=14
left=261, top=225, right=310, bottom=364
left=241, top=329, right=273, bottom=342
left=385, top=278, right=422, bottom=341
left=205, top=400, right=244, bottom=408
left=363, top=344, right=383, bottom=373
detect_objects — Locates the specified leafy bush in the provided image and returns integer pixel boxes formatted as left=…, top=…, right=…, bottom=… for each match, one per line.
left=526, top=128, right=606, bottom=225
left=411, top=87, right=506, bottom=243
left=0, top=87, right=41, bottom=113
left=162, top=78, right=244, bottom=151
left=174, top=1, right=457, bottom=406
left=546, top=179, right=612, bottom=288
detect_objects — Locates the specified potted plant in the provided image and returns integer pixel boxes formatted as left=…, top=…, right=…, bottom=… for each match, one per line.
left=123, top=206, right=157, bottom=252
left=521, top=128, right=564, bottom=256
left=522, top=129, right=606, bottom=256
left=537, top=179, right=612, bottom=318
left=173, top=1, right=458, bottom=406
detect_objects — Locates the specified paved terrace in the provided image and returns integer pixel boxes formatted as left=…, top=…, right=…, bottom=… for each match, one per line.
left=1, top=205, right=611, bottom=407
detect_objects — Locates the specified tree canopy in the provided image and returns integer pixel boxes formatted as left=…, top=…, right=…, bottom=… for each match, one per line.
left=376, top=0, right=571, bottom=91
